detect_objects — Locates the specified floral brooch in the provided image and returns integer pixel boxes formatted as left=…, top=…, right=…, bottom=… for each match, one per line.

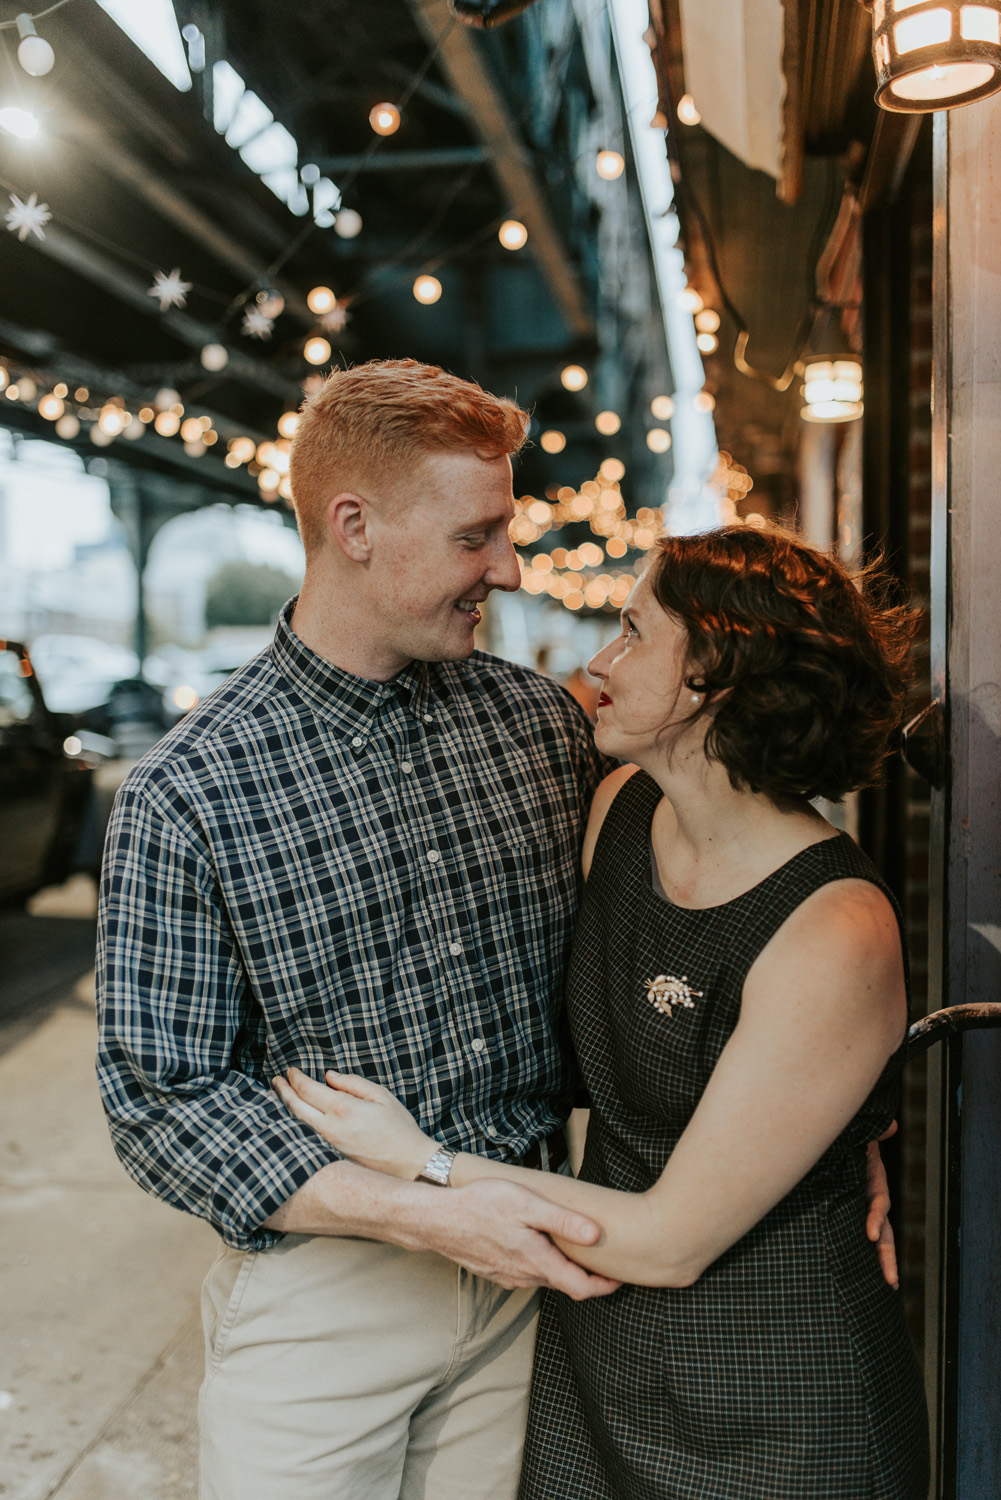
left=644, top=973, right=704, bottom=1018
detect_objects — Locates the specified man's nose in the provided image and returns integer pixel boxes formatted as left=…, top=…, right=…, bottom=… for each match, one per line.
left=487, top=534, right=522, bottom=593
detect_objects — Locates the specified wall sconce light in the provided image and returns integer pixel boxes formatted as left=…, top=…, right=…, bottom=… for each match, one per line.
left=800, top=358, right=863, bottom=423
left=863, top=0, right=1001, bottom=111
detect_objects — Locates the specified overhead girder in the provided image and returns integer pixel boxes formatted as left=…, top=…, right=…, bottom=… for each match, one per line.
left=405, top=0, right=595, bottom=340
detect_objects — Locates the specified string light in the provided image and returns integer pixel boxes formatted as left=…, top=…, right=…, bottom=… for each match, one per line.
left=650, top=395, right=674, bottom=420
left=540, top=429, right=566, bottom=454
left=38, top=394, right=63, bottom=419
left=334, top=208, right=363, bottom=239
left=696, top=332, right=718, bottom=353
left=154, top=411, right=181, bottom=436
left=677, top=94, right=701, bottom=125
left=646, top=428, right=672, bottom=452
left=596, top=149, right=625, bottom=180
left=200, top=343, right=229, bottom=372
left=560, top=364, right=588, bottom=392
left=498, top=219, right=528, bottom=250
left=595, top=411, right=621, bottom=435
left=304, top=336, right=332, bottom=364
left=307, top=286, right=336, bottom=314
left=369, top=102, right=401, bottom=135
left=693, top=391, right=716, bottom=413
left=600, top=457, right=625, bottom=482
left=55, top=412, right=79, bottom=439
left=413, top=274, right=442, bottom=304
left=0, top=368, right=7, bottom=392
left=677, top=287, right=704, bottom=313
left=277, top=411, right=300, bottom=438
left=15, top=15, right=55, bottom=77
left=695, top=309, right=720, bottom=333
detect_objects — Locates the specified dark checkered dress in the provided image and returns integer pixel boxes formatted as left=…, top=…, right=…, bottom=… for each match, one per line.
left=519, top=771, right=929, bottom=1500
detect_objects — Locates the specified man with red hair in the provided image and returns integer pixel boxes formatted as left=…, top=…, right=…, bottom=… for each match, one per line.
left=97, top=360, right=616, bottom=1499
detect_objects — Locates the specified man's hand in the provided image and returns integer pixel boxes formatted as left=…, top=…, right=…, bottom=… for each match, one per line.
left=866, top=1125, right=899, bottom=1290
left=424, top=1176, right=621, bottom=1301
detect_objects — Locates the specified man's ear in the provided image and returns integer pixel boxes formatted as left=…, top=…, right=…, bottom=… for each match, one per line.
left=326, top=491, right=371, bottom=562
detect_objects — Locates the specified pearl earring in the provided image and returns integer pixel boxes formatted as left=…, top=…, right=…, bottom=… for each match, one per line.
left=691, top=693, right=701, bottom=705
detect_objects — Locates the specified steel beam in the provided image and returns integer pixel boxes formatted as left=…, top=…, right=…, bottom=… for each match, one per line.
left=404, top=0, right=594, bottom=339
left=59, top=109, right=313, bottom=324
left=20, top=222, right=299, bottom=405
left=312, top=146, right=488, bottom=174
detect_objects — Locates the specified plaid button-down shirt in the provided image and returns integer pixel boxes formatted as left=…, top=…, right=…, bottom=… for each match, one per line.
left=96, top=604, right=605, bottom=1250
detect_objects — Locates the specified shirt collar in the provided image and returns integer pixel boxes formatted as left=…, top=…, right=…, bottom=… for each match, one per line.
left=271, top=599, right=437, bottom=739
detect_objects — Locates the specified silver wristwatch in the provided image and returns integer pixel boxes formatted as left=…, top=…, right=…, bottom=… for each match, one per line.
left=416, top=1145, right=457, bottom=1187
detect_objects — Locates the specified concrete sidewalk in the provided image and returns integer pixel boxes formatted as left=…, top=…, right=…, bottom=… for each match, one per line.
left=0, top=961, right=216, bottom=1499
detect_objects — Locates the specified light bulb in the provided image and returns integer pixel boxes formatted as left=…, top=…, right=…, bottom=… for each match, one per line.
left=695, top=308, right=720, bottom=333
left=498, top=219, right=528, bottom=250
left=413, top=275, right=442, bottom=305
left=560, top=364, right=588, bottom=392
left=200, top=343, right=229, bottom=372
left=0, top=368, right=8, bottom=391
left=696, top=332, right=718, bottom=353
left=154, top=411, right=181, bottom=436
left=15, top=17, right=54, bottom=77
left=369, top=102, right=401, bottom=136
left=155, top=387, right=181, bottom=410
left=0, top=106, right=39, bottom=139
left=599, top=457, right=626, bottom=482
left=595, top=411, right=621, bottom=436
left=646, top=428, right=672, bottom=453
left=229, top=436, right=256, bottom=463
left=278, top=410, right=300, bottom=439
left=596, top=150, right=625, bottom=180
left=307, top=286, right=336, bottom=314
left=99, top=406, right=125, bottom=435
left=17, top=34, right=55, bottom=77
left=650, top=395, right=674, bottom=420
left=304, top=336, right=332, bottom=364
left=677, top=94, right=701, bottom=125
left=180, top=417, right=203, bottom=442
left=55, top=413, right=80, bottom=440
left=693, top=391, right=716, bottom=413
left=540, top=430, right=566, bottom=454
left=38, top=394, right=64, bottom=420
left=677, top=287, right=704, bottom=313
left=334, top=209, right=362, bottom=239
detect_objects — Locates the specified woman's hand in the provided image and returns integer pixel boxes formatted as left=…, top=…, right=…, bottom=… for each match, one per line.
left=273, top=1068, right=436, bottom=1181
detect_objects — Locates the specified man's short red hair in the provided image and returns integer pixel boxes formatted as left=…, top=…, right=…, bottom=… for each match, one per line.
left=289, top=358, right=530, bottom=556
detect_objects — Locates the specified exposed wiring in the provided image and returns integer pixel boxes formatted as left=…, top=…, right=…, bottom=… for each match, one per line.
left=0, top=0, right=76, bottom=29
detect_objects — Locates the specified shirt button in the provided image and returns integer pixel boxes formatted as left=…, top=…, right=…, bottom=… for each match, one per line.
left=448, top=941, right=463, bottom=956
left=471, top=1038, right=485, bottom=1052
left=423, top=713, right=434, bottom=723
left=485, top=1124, right=498, bottom=1138
left=426, top=849, right=440, bottom=864
left=400, top=761, right=413, bottom=774
left=351, top=735, right=364, bottom=748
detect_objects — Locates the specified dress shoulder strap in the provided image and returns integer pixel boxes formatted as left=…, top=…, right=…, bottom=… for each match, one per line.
left=589, top=768, right=660, bottom=887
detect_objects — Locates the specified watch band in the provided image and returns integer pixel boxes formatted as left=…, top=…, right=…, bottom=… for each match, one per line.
left=416, top=1145, right=457, bottom=1187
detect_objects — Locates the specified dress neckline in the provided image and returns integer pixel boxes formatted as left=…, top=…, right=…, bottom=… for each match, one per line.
left=645, top=802, right=849, bottom=915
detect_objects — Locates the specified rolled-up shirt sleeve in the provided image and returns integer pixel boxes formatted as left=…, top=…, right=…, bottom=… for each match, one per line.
left=96, top=780, right=339, bottom=1251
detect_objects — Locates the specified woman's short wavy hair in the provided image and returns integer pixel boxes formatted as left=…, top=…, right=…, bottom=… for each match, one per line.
left=648, top=524, right=918, bottom=802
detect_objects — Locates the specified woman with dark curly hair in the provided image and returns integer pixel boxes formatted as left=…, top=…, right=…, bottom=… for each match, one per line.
left=276, top=524, right=930, bottom=1500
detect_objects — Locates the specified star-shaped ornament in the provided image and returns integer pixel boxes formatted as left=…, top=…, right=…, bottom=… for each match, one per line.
left=148, top=267, right=192, bottom=311
left=320, top=299, right=351, bottom=335
left=242, top=306, right=275, bottom=340
left=5, top=191, right=52, bottom=243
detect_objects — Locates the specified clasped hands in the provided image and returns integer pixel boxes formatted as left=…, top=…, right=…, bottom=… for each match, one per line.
left=273, top=1067, right=437, bottom=1181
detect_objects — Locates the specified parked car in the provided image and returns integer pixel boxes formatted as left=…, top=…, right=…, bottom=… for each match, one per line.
left=0, top=640, right=115, bottom=905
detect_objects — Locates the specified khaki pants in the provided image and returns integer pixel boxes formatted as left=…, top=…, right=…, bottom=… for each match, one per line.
left=199, top=1233, right=539, bottom=1500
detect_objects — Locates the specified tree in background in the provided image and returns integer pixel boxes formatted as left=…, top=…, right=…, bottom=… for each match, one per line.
left=204, top=561, right=299, bottom=630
